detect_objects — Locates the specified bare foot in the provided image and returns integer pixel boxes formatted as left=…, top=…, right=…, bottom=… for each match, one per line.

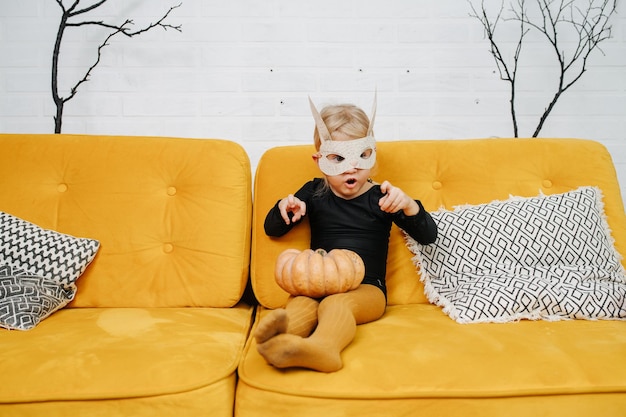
left=256, top=333, right=343, bottom=372
left=254, top=308, right=289, bottom=344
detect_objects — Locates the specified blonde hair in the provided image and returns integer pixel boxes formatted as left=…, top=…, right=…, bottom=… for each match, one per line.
left=313, top=104, right=371, bottom=151
left=312, top=104, right=377, bottom=194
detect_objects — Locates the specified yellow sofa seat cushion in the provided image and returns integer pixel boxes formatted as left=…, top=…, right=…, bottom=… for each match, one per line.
left=0, top=134, right=252, bottom=308
left=237, top=304, right=626, bottom=416
left=0, top=304, right=253, bottom=404
left=251, top=138, right=626, bottom=309
left=5, top=383, right=237, bottom=417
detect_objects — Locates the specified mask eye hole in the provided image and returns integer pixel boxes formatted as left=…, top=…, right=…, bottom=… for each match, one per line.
left=326, top=154, right=345, bottom=164
left=360, top=148, right=373, bottom=159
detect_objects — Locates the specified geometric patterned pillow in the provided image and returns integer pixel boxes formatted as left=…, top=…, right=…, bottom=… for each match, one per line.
left=0, top=212, right=99, bottom=330
left=0, top=212, right=100, bottom=287
left=405, top=187, right=626, bottom=323
left=0, top=265, right=75, bottom=330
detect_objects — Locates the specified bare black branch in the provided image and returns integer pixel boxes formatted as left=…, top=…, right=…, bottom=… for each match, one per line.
left=469, top=0, right=616, bottom=137
left=51, top=0, right=182, bottom=133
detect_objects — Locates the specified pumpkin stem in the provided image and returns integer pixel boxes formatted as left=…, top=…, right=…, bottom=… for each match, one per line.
left=315, top=248, right=327, bottom=256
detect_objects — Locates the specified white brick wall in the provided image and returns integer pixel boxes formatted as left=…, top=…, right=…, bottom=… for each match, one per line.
left=1, top=0, right=625, bottom=199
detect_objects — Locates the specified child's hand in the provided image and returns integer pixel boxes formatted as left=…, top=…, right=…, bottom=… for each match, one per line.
left=379, top=181, right=420, bottom=215
left=278, top=194, right=307, bottom=224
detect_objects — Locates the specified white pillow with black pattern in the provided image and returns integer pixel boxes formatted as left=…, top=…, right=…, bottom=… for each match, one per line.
left=0, top=211, right=100, bottom=288
left=0, top=212, right=99, bottom=330
left=0, top=264, right=75, bottom=330
left=406, top=187, right=626, bottom=323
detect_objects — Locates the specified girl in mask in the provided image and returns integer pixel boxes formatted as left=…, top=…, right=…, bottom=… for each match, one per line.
left=255, top=97, right=438, bottom=372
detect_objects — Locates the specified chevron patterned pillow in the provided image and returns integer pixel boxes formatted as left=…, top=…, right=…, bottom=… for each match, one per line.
left=0, top=212, right=99, bottom=287
left=406, top=187, right=626, bottom=323
left=0, top=212, right=99, bottom=330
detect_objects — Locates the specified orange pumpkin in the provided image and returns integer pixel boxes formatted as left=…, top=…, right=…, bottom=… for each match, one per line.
left=275, top=248, right=365, bottom=298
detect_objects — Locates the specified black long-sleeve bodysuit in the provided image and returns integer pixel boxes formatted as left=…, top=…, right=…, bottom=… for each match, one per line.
left=264, top=178, right=438, bottom=296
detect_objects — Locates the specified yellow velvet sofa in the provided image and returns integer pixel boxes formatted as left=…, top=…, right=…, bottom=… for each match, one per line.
left=237, top=138, right=626, bottom=416
left=2, top=135, right=625, bottom=417
left=0, top=134, right=253, bottom=417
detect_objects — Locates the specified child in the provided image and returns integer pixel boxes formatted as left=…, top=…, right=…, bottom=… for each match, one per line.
left=254, top=96, right=437, bottom=372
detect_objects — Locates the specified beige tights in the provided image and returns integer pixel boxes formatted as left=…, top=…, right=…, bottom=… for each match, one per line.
left=254, top=285, right=386, bottom=372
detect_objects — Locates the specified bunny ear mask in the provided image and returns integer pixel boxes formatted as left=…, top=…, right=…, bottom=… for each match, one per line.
left=309, top=94, right=377, bottom=176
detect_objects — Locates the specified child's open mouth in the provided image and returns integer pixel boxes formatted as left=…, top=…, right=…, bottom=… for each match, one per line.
left=346, top=178, right=357, bottom=186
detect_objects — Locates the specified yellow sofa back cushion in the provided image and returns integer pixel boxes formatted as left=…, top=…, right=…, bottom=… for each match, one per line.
left=0, top=134, right=252, bottom=308
left=252, top=138, right=626, bottom=309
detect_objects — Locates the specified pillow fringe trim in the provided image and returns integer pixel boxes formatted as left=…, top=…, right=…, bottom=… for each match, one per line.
left=403, top=186, right=626, bottom=324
